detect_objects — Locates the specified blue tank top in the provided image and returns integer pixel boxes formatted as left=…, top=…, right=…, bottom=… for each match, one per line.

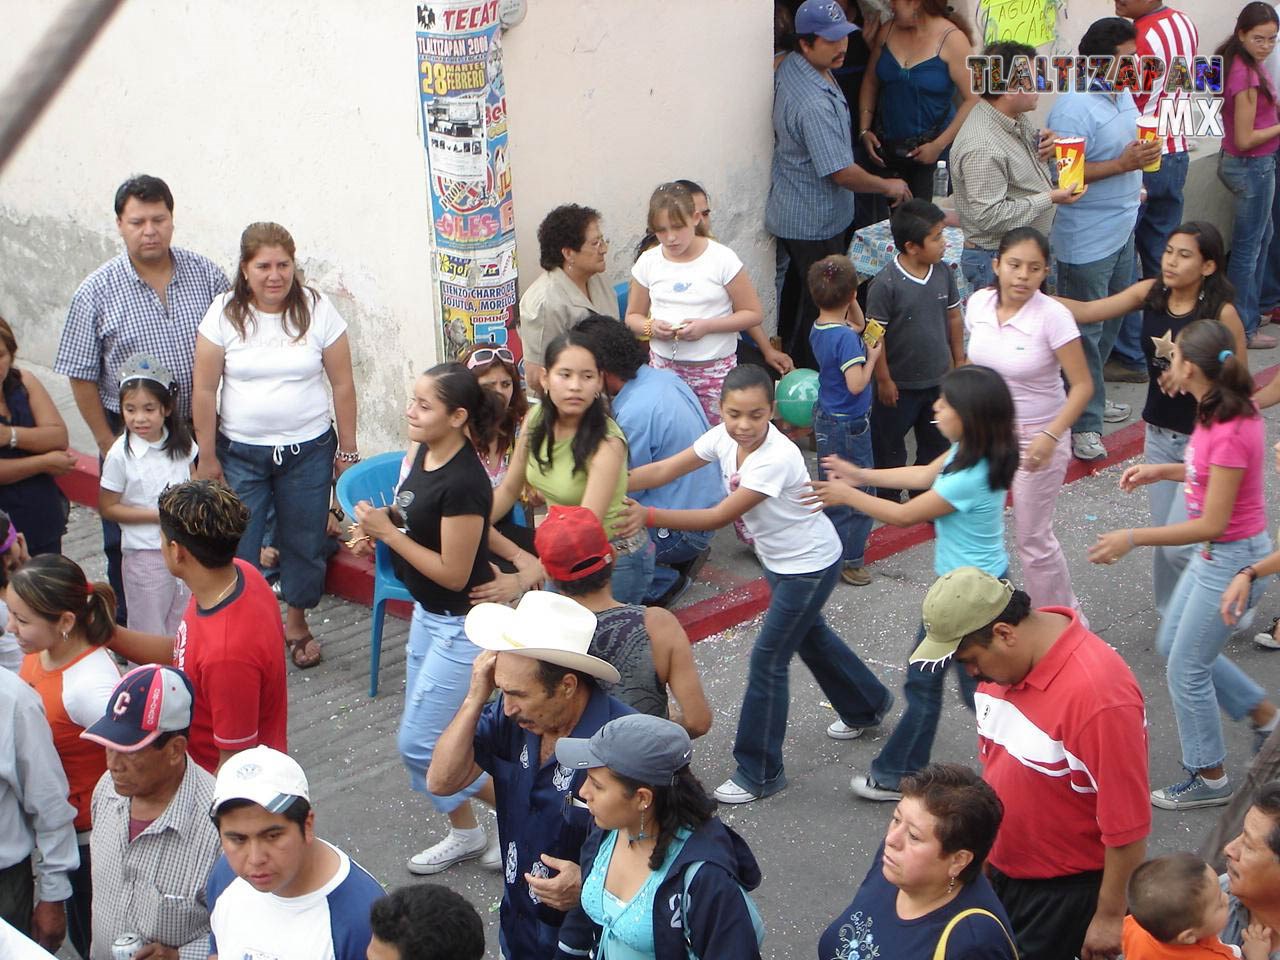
left=875, top=26, right=958, bottom=143
left=581, top=828, right=690, bottom=958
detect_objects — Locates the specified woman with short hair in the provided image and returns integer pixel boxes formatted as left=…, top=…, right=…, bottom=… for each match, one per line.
left=818, top=762, right=1017, bottom=959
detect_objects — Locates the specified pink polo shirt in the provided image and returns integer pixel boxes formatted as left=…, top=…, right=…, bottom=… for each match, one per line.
left=966, top=289, right=1080, bottom=425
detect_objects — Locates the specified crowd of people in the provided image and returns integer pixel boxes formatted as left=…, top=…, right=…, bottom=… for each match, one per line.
left=4, top=0, right=1280, bottom=957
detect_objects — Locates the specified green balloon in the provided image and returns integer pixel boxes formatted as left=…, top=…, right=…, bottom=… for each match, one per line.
left=775, top=368, right=820, bottom=428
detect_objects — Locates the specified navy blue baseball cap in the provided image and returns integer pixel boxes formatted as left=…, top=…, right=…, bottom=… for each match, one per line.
left=82, top=665, right=195, bottom=752
left=556, top=715, right=693, bottom=786
left=795, top=0, right=859, bottom=41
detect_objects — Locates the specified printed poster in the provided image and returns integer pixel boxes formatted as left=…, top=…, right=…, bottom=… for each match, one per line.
left=415, top=0, right=521, bottom=361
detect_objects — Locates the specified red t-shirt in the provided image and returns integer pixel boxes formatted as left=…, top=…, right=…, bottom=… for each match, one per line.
left=975, top=609, right=1151, bottom=878
left=1133, top=7, right=1199, bottom=154
left=173, top=559, right=287, bottom=772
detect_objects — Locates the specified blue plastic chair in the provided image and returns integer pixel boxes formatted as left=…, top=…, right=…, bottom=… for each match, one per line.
left=335, top=451, right=413, bottom=697
left=614, top=281, right=629, bottom=318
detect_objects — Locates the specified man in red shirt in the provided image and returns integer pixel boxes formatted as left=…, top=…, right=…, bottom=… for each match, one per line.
left=915, top=567, right=1150, bottom=960
left=109, top=480, right=287, bottom=772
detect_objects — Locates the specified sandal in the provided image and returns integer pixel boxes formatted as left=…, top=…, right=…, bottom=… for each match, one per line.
left=286, top=632, right=323, bottom=669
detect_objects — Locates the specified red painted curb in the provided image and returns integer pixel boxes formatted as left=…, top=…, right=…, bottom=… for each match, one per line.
left=55, top=361, right=1280, bottom=642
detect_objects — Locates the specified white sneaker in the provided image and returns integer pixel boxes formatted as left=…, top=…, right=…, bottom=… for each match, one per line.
left=712, top=779, right=761, bottom=805
left=407, top=829, right=489, bottom=875
left=826, top=720, right=867, bottom=740
left=1072, top=431, right=1106, bottom=461
left=850, top=772, right=902, bottom=802
left=1103, top=400, right=1131, bottom=423
left=1255, top=619, right=1280, bottom=650
left=478, top=831, right=502, bottom=870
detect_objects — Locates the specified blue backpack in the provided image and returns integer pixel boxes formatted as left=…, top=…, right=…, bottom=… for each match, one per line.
left=679, top=860, right=765, bottom=958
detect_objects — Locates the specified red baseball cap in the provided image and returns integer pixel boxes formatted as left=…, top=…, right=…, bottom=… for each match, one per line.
left=535, top=506, right=614, bottom=582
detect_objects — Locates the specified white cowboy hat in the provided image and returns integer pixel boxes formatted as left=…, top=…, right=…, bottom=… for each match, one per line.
left=465, top=592, right=620, bottom=684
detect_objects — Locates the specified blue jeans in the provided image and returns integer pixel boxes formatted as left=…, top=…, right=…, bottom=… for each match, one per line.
left=871, top=386, right=948, bottom=495
left=610, top=539, right=655, bottom=605
left=216, top=427, right=335, bottom=610
left=731, top=559, right=892, bottom=796
left=1219, top=151, right=1277, bottom=336
left=813, top=408, right=874, bottom=567
left=1260, top=158, right=1280, bottom=313
left=1145, top=424, right=1195, bottom=618
left=399, top=604, right=489, bottom=811
left=1057, top=235, right=1137, bottom=435
left=1115, top=150, right=1190, bottom=365
left=961, top=247, right=996, bottom=291
left=1155, top=534, right=1272, bottom=771
left=869, top=610, right=990, bottom=789
left=646, top=527, right=713, bottom=601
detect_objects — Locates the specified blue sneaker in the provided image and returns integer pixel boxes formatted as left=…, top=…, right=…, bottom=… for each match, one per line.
left=1151, top=773, right=1232, bottom=810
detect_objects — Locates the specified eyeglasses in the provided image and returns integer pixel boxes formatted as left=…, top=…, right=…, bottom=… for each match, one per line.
left=583, top=237, right=610, bottom=251
left=465, top=347, right=515, bottom=369
left=1248, top=33, right=1278, bottom=45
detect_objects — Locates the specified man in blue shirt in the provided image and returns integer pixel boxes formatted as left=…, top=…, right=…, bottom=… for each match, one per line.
left=574, top=315, right=722, bottom=606
left=768, top=0, right=910, bottom=369
left=429, top=593, right=633, bottom=960
left=1047, top=18, right=1162, bottom=462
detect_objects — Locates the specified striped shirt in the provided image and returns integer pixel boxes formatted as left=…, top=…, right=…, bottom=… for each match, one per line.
left=55, top=248, right=229, bottom=419
left=1133, top=6, right=1199, bottom=154
left=951, top=100, right=1055, bottom=250
left=765, top=51, right=857, bottom=241
left=89, top=759, right=221, bottom=960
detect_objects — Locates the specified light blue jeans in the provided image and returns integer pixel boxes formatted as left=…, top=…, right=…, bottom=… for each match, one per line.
left=1218, top=151, right=1277, bottom=336
left=610, top=538, right=656, bottom=605
left=398, top=604, right=489, bottom=812
left=1145, top=423, right=1195, bottom=618
left=1057, top=235, right=1137, bottom=436
left=1156, top=533, right=1272, bottom=771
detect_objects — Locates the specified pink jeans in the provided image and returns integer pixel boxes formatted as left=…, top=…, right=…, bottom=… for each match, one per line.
left=649, top=351, right=736, bottom=426
left=1011, top=421, right=1081, bottom=613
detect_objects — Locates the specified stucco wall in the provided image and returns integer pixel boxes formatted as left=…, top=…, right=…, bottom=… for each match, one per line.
left=0, top=0, right=774, bottom=456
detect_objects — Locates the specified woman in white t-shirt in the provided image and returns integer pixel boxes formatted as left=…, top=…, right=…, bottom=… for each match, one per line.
left=192, top=222, right=358, bottom=669
left=625, top=182, right=767, bottom=425
left=625, top=365, right=893, bottom=806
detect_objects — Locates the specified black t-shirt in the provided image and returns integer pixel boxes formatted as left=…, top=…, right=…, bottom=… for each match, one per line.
left=391, top=442, right=494, bottom=615
left=1140, top=303, right=1201, bottom=435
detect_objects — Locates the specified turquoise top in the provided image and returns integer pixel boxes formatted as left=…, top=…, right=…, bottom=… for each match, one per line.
left=581, top=828, right=690, bottom=958
left=930, top=444, right=1009, bottom=577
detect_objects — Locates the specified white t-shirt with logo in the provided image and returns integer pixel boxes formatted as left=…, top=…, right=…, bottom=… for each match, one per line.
left=693, top=423, right=841, bottom=574
left=100, top=430, right=198, bottom=550
left=198, top=291, right=347, bottom=446
left=632, top=239, right=744, bottom=362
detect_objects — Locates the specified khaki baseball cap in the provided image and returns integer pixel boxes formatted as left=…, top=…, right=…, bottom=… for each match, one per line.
left=910, top=568, right=1014, bottom=667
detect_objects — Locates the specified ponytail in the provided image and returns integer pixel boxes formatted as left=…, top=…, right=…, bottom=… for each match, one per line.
left=1176, top=320, right=1256, bottom=425
left=10, top=555, right=116, bottom=646
left=423, top=362, right=505, bottom=446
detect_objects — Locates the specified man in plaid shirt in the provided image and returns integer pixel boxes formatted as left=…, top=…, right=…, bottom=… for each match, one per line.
left=54, top=176, right=228, bottom=625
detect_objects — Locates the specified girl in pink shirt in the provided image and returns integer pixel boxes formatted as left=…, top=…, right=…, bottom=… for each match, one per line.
left=965, top=228, right=1092, bottom=613
left=1090, top=320, right=1278, bottom=811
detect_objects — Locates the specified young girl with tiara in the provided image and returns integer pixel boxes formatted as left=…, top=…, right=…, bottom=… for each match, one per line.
left=625, top=182, right=769, bottom=424
left=99, top=354, right=197, bottom=636
left=1057, top=222, right=1247, bottom=619
left=348, top=363, right=501, bottom=876
left=1090, top=320, right=1277, bottom=810
left=809, top=364, right=1018, bottom=801
left=625, top=364, right=893, bottom=805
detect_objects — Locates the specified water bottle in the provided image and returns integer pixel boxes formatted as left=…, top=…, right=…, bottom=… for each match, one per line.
left=933, top=160, right=950, bottom=199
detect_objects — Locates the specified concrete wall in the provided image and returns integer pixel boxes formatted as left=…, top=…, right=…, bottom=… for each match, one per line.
left=0, top=0, right=774, bottom=456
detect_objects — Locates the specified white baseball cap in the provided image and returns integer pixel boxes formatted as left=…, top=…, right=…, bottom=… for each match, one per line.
left=212, top=746, right=310, bottom=815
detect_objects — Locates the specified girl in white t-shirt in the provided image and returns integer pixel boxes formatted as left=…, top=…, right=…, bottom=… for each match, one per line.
left=625, top=364, right=892, bottom=805
left=193, top=222, right=358, bottom=668
left=99, top=355, right=197, bottom=636
left=625, top=182, right=767, bottom=425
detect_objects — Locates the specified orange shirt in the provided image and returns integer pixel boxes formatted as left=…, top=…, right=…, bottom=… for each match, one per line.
left=1122, top=915, right=1242, bottom=960
left=20, top=646, right=120, bottom=831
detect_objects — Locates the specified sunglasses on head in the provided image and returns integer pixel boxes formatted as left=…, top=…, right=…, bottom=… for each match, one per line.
left=465, top=347, right=515, bottom=369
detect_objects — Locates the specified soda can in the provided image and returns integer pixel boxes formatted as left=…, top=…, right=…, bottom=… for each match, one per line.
left=112, top=933, right=144, bottom=960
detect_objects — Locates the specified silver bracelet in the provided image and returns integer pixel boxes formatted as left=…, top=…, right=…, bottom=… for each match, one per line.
left=7, top=427, right=16, bottom=448
left=335, top=449, right=361, bottom=464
